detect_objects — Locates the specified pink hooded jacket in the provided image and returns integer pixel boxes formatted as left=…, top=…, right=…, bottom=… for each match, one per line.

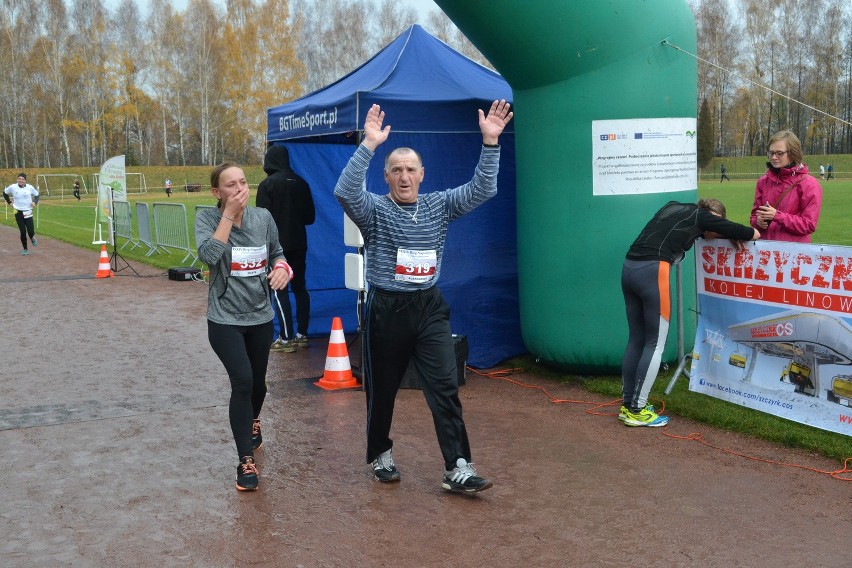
left=749, top=163, right=822, bottom=243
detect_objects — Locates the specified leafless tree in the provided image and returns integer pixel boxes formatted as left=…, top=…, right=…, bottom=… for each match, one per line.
left=1, top=0, right=850, bottom=168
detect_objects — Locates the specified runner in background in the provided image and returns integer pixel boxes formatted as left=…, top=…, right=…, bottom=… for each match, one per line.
left=4, top=173, right=39, bottom=256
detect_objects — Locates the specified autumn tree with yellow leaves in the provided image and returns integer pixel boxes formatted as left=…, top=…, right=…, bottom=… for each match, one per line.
left=13, top=1, right=849, bottom=167
left=0, top=0, right=498, bottom=168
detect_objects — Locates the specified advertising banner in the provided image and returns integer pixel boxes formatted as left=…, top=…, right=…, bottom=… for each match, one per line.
left=97, top=155, right=126, bottom=224
left=689, top=238, right=852, bottom=436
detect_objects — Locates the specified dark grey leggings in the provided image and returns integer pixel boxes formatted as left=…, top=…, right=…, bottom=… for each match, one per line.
left=208, top=320, right=273, bottom=458
left=620, top=259, right=671, bottom=411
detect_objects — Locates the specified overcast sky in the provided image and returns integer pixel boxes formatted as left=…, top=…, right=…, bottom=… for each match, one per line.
left=103, top=0, right=440, bottom=22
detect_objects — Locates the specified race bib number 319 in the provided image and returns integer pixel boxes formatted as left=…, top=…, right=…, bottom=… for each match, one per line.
left=394, top=248, right=437, bottom=283
left=231, top=245, right=268, bottom=277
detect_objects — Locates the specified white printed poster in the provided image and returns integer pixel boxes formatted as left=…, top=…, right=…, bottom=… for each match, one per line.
left=689, top=238, right=852, bottom=436
left=592, top=117, right=697, bottom=195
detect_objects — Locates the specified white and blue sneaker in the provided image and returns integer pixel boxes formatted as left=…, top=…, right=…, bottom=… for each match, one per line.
left=292, top=333, right=309, bottom=348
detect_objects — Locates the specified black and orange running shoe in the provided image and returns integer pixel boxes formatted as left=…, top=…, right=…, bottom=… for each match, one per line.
left=236, top=456, right=259, bottom=491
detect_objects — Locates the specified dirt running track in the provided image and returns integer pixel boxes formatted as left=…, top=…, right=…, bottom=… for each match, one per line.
left=1, top=225, right=849, bottom=568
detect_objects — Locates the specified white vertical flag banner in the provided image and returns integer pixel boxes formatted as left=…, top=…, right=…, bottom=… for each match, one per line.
left=94, top=155, right=126, bottom=245
left=97, top=155, right=126, bottom=224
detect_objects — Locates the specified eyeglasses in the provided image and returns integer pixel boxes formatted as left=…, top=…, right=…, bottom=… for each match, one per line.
left=767, top=150, right=788, bottom=158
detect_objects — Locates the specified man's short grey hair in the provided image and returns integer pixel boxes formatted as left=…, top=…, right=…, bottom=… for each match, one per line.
left=384, top=147, right=423, bottom=170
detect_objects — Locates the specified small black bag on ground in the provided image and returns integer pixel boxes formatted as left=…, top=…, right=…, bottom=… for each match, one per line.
left=168, top=267, right=202, bottom=281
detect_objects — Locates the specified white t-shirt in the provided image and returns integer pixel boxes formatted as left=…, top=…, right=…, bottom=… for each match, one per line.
left=4, top=183, right=39, bottom=212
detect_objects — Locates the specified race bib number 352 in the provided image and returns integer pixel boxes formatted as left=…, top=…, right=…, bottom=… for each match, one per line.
left=394, top=248, right=437, bottom=283
left=230, top=245, right=268, bottom=278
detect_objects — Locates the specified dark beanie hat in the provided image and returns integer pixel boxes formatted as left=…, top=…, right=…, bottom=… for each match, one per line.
left=18, top=172, right=26, bottom=180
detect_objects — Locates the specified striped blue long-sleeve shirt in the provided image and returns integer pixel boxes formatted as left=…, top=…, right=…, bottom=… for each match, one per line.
left=335, top=144, right=501, bottom=292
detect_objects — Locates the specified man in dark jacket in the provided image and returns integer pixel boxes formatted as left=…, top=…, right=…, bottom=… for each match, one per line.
left=256, top=145, right=316, bottom=351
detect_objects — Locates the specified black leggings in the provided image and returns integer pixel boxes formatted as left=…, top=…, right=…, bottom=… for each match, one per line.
left=208, top=320, right=273, bottom=458
left=14, top=210, right=35, bottom=249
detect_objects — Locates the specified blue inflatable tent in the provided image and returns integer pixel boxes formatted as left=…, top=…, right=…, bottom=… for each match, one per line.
left=265, top=25, right=523, bottom=368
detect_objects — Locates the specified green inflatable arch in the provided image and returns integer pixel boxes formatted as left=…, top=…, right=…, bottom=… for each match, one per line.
left=436, top=0, right=699, bottom=372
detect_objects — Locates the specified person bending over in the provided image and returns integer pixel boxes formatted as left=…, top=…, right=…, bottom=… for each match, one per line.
left=621, top=198, right=759, bottom=427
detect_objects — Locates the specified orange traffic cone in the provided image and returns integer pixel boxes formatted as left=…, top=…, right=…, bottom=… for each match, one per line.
left=315, top=317, right=360, bottom=390
left=95, top=245, right=114, bottom=278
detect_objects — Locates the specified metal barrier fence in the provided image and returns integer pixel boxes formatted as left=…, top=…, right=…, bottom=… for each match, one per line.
left=152, top=202, right=198, bottom=265
left=113, top=201, right=135, bottom=250
left=136, top=202, right=158, bottom=256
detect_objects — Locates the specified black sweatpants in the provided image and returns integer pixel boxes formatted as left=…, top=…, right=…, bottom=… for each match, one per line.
left=208, top=320, right=273, bottom=458
left=14, top=210, right=35, bottom=249
left=364, top=286, right=470, bottom=470
left=272, top=248, right=310, bottom=338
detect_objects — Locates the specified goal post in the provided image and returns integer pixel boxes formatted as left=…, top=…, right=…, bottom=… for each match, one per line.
left=127, top=172, right=147, bottom=194
left=92, top=172, right=148, bottom=195
left=35, top=174, right=88, bottom=198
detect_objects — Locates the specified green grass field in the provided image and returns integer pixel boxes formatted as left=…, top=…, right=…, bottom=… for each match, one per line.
left=702, top=154, right=852, bottom=181
left=697, top=177, right=852, bottom=246
left=3, top=166, right=851, bottom=461
left=2, top=190, right=219, bottom=271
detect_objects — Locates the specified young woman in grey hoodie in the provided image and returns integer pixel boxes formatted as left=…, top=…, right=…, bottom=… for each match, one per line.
left=195, top=163, right=292, bottom=491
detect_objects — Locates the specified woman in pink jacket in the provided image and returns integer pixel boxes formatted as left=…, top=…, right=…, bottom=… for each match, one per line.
left=750, top=130, right=822, bottom=242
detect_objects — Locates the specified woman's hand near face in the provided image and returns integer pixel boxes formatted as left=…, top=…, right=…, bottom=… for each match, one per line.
left=215, top=166, right=250, bottom=219
left=211, top=166, right=250, bottom=243
left=223, top=184, right=249, bottom=217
